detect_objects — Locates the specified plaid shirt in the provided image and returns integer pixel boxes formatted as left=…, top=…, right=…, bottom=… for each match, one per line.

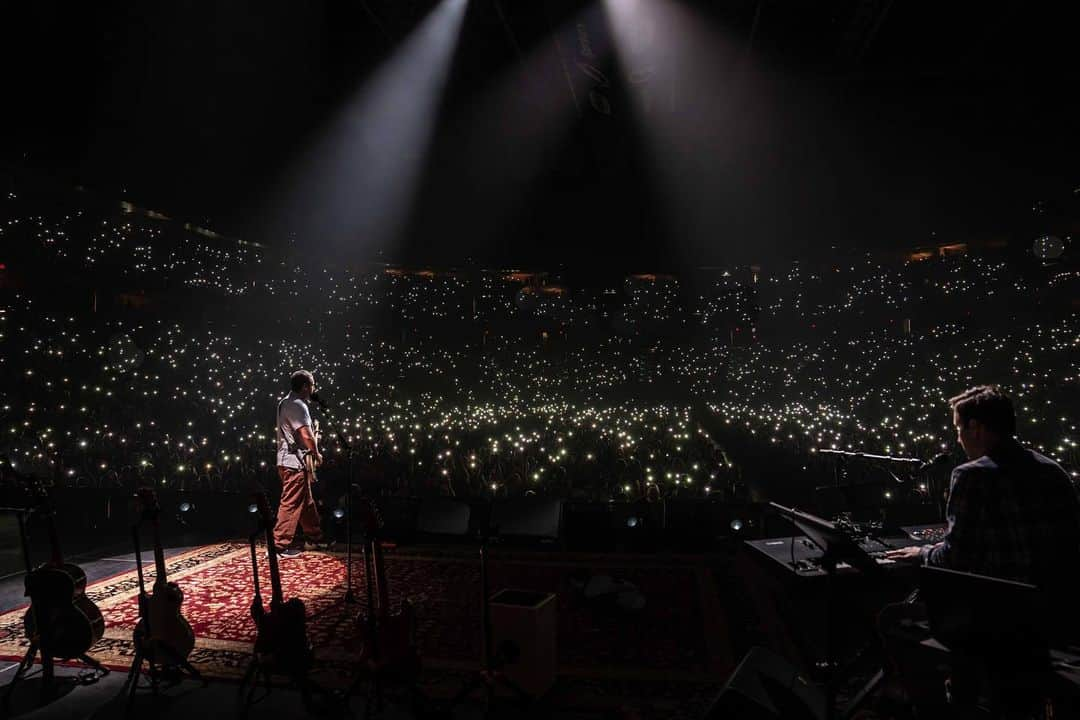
left=921, top=438, right=1080, bottom=587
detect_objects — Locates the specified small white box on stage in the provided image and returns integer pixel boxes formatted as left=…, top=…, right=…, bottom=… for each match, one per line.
left=489, top=589, right=557, bottom=698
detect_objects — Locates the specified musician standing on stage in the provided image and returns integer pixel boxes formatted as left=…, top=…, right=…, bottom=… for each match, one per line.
left=274, top=370, right=332, bottom=558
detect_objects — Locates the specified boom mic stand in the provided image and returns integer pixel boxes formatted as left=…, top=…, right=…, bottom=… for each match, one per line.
left=311, top=397, right=362, bottom=604
left=815, top=449, right=924, bottom=467
left=816, top=449, right=922, bottom=489
left=815, top=449, right=933, bottom=524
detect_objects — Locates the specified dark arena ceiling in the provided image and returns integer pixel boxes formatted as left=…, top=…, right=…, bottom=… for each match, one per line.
left=1, top=1, right=1077, bottom=268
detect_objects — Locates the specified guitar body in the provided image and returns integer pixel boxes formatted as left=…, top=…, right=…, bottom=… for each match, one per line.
left=303, top=453, right=319, bottom=483
left=60, top=562, right=88, bottom=594
left=132, top=488, right=196, bottom=663
left=249, top=492, right=313, bottom=678
left=254, top=597, right=313, bottom=674
left=140, top=581, right=196, bottom=660
left=23, top=563, right=105, bottom=659
left=302, top=419, right=321, bottom=488
left=353, top=599, right=419, bottom=674
left=349, top=499, right=420, bottom=678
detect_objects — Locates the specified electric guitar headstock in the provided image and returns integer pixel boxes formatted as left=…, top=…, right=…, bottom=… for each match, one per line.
left=16, top=469, right=54, bottom=518
left=134, top=487, right=161, bottom=526
left=356, top=497, right=384, bottom=538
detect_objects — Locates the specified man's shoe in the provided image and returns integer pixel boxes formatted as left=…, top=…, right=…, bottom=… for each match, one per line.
left=271, top=546, right=303, bottom=559
left=304, top=539, right=336, bottom=552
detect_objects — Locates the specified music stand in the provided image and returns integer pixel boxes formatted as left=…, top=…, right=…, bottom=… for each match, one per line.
left=769, top=502, right=883, bottom=720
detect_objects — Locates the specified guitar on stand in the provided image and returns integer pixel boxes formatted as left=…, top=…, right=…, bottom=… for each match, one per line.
left=345, top=497, right=419, bottom=714
left=240, top=491, right=327, bottom=713
left=124, top=488, right=202, bottom=701
left=4, top=471, right=107, bottom=705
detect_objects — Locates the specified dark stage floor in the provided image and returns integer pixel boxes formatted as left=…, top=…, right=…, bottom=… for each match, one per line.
left=0, top=543, right=725, bottom=720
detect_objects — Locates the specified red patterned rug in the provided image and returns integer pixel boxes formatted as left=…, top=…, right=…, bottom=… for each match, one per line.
left=0, top=542, right=729, bottom=692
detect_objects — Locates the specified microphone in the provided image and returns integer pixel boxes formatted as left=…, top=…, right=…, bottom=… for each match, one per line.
left=310, top=392, right=327, bottom=408
left=917, top=453, right=952, bottom=472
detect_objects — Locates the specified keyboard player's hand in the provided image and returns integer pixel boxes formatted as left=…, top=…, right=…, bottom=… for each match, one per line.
left=883, top=546, right=924, bottom=562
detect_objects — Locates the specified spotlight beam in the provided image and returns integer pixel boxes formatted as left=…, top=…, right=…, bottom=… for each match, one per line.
left=277, top=0, right=469, bottom=258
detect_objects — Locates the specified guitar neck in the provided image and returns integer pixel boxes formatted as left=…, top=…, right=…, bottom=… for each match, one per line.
left=45, top=511, right=64, bottom=566
left=262, top=515, right=284, bottom=606
left=373, top=540, right=390, bottom=615
left=151, top=521, right=168, bottom=586
left=248, top=533, right=262, bottom=599
left=132, top=524, right=148, bottom=596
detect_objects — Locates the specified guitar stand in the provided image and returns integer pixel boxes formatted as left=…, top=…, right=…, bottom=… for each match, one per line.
left=341, top=642, right=422, bottom=718
left=124, top=502, right=205, bottom=706
left=447, top=535, right=532, bottom=719
left=340, top=537, right=421, bottom=718
left=237, top=658, right=332, bottom=717
left=344, top=660, right=396, bottom=719
left=3, top=505, right=108, bottom=708
left=449, top=655, right=532, bottom=714
left=123, top=635, right=205, bottom=703
left=4, top=637, right=109, bottom=707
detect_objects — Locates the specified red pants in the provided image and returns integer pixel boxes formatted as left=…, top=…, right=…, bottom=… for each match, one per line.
left=273, top=466, right=323, bottom=549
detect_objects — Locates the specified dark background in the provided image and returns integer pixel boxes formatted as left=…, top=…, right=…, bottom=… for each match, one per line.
left=1, top=0, right=1077, bottom=269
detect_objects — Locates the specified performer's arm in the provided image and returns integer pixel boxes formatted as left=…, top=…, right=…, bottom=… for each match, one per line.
left=921, top=467, right=978, bottom=569
left=298, top=425, right=323, bottom=465
left=884, top=466, right=979, bottom=564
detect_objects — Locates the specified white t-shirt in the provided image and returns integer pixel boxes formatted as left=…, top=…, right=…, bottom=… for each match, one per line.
left=277, top=391, right=313, bottom=470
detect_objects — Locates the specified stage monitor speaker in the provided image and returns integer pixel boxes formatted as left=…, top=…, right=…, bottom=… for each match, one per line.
left=489, top=498, right=562, bottom=544
left=416, top=497, right=471, bottom=537
left=489, top=589, right=557, bottom=698
left=704, top=646, right=825, bottom=720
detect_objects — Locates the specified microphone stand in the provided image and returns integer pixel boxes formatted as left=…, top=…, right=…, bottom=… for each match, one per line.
left=313, top=398, right=361, bottom=604
left=816, top=448, right=923, bottom=470
left=816, top=449, right=931, bottom=540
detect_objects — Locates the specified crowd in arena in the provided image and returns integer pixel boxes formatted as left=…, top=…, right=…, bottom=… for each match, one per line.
left=1, top=187, right=1077, bottom=510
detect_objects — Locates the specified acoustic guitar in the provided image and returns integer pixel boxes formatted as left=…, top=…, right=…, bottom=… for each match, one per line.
left=133, top=488, right=196, bottom=662
left=302, top=420, right=322, bottom=480
left=249, top=491, right=312, bottom=674
left=20, top=475, right=105, bottom=660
